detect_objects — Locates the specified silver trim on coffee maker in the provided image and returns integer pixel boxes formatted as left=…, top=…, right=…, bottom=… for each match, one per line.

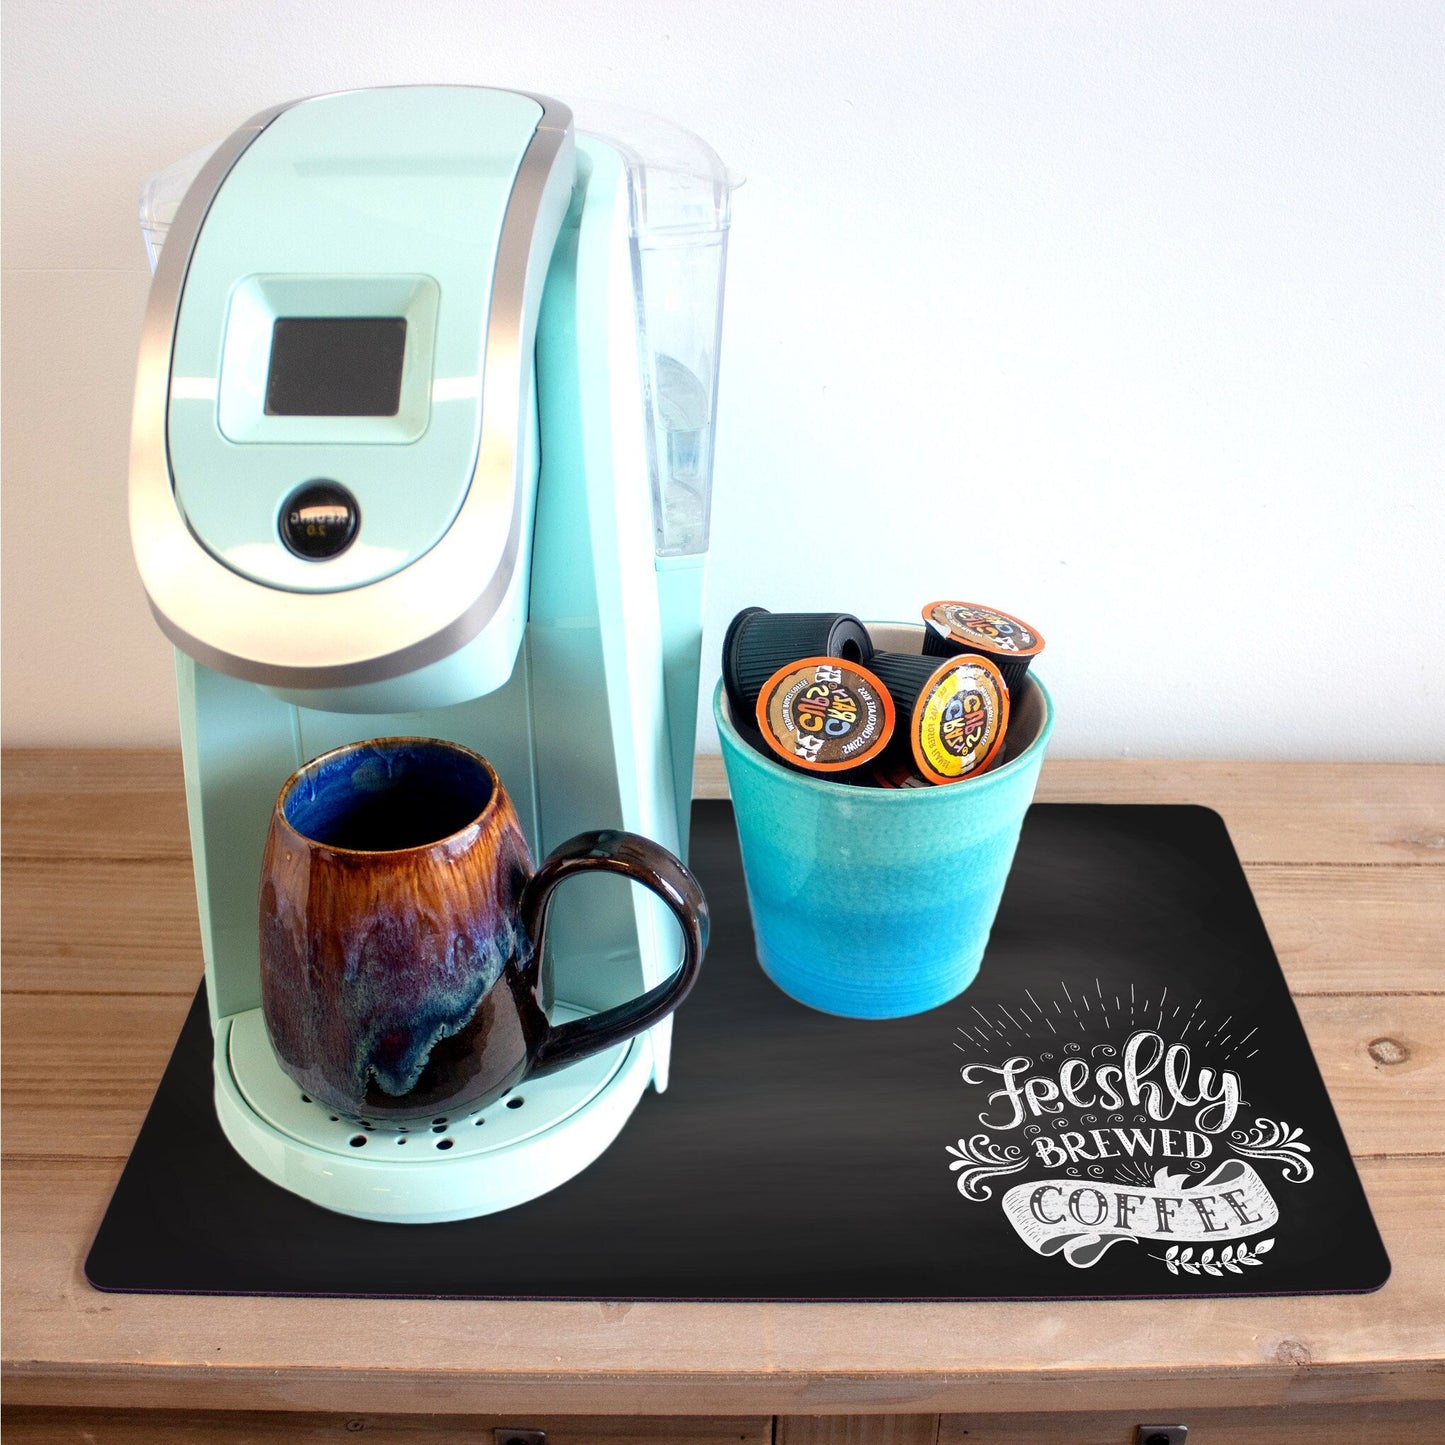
left=129, top=89, right=576, bottom=691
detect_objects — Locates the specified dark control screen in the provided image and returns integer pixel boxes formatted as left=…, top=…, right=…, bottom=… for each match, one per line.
left=265, top=317, right=407, bottom=417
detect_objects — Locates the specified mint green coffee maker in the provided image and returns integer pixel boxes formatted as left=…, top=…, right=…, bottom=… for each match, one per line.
left=129, top=87, right=733, bottom=1222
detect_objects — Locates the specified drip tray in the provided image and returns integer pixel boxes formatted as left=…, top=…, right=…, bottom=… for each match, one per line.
left=228, top=1004, right=628, bottom=1160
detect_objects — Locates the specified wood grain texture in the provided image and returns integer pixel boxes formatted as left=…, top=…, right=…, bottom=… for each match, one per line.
left=0, top=1409, right=772, bottom=1443
left=10, top=1403, right=1445, bottom=1444
left=3, top=751, right=1442, bottom=1423
left=1, top=857, right=202, bottom=994
left=777, top=1417, right=938, bottom=1445
left=2, top=750, right=191, bottom=862
left=936, top=1400, right=1445, bottom=1442
left=1, top=992, right=197, bottom=1160
left=1030, top=759, right=1445, bottom=866
left=1248, top=863, right=1445, bottom=995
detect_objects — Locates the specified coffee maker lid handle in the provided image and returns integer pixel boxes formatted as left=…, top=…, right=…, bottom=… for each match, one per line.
left=138, top=141, right=219, bottom=275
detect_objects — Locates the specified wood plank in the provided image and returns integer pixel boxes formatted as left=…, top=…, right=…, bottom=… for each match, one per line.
left=4, top=990, right=1436, bottom=1164
left=2, top=750, right=192, bottom=862
left=1, top=858, right=203, bottom=996
left=1295, top=993, right=1444, bottom=1158
left=9, top=752, right=1445, bottom=868
left=0, top=1407, right=772, bottom=1443
left=936, top=1400, right=1445, bottom=1442
left=1, top=993, right=195, bottom=1161
left=8, top=1402, right=1445, bottom=1445
left=777, top=1418, right=937, bottom=1445
left=1036, top=760, right=1445, bottom=866
left=1250, top=862, right=1445, bottom=995
left=3, top=1155, right=1441, bottom=1416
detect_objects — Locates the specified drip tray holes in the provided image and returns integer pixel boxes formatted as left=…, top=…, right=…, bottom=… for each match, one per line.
left=227, top=1003, right=632, bottom=1163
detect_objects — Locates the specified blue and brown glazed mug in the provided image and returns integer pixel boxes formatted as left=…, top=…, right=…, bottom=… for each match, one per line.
left=259, top=737, right=708, bottom=1124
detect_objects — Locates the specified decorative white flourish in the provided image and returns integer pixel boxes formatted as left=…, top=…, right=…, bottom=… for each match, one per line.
left=1230, top=1117, right=1314, bottom=1182
left=946, top=1135, right=1027, bottom=1200
left=1156, top=1239, right=1274, bottom=1276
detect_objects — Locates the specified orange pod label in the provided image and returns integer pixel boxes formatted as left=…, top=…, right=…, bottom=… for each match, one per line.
left=756, top=657, right=896, bottom=774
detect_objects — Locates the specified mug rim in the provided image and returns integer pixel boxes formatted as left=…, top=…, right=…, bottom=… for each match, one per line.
left=274, top=735, right=503, bottom=855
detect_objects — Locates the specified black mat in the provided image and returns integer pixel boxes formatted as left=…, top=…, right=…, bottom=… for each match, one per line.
left=86, top=802, right=1389, bottom=1299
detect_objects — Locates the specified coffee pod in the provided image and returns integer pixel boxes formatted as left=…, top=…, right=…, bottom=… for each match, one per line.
left=920, top=600, right=1044, bottom=694
left=869, top=651, right=1010, bottom=784
left=754, top=656, right=895, bottom=775
left=861, top=755, right=933, bottom=790
left=723, top=608, right=874, bottom=722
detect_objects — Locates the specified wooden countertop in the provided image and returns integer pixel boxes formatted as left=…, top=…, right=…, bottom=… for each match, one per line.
left=4, top=751, right=1444, bottom=1433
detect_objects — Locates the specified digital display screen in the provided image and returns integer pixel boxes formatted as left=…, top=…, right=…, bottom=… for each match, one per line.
left=264, top=317, right=408, bottom=417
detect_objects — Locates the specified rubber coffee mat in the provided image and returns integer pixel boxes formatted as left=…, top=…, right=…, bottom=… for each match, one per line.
left=87, top=802, right=1389, bottom=1299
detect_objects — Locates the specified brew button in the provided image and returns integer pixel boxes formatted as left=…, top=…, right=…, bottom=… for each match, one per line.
left=279, top=482, right=359, bottom=559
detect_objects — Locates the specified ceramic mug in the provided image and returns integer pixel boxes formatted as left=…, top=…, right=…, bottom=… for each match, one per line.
left=259, top=737, right=708, bottom=1123
left=715, top=623, right=1054, bottom=1019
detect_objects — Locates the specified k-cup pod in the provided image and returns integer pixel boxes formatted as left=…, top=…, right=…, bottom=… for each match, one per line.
left=868, top=651, right=1010, bottom=784
left=723, top=608, right=874, bottom=722
left=754, top=656, right=895, bottom=775
left=920, top=600, right=1045, bottom=694
left=858, top=755, right=933, bottom=789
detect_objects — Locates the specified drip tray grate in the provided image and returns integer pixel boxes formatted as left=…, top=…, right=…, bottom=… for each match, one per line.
left=227, top=1004, right=630, bottom=1161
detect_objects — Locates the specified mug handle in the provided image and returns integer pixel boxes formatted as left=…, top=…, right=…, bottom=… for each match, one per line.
left=520, top=829, right=709, bottom=1076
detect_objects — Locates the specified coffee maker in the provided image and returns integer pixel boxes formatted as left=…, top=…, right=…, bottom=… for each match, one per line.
left=129, top=86, right=733, bottom=1222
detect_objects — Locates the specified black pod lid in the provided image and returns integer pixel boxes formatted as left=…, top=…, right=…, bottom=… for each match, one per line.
left=722, top=608, right=874, bottom=722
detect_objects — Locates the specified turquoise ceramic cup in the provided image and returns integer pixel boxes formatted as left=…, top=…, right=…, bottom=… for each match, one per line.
left=715, top=623, right=1055, bottom=1018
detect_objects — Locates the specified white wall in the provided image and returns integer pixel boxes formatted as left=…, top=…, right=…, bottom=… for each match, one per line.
left=3, top=1, right=1441, bottom=758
